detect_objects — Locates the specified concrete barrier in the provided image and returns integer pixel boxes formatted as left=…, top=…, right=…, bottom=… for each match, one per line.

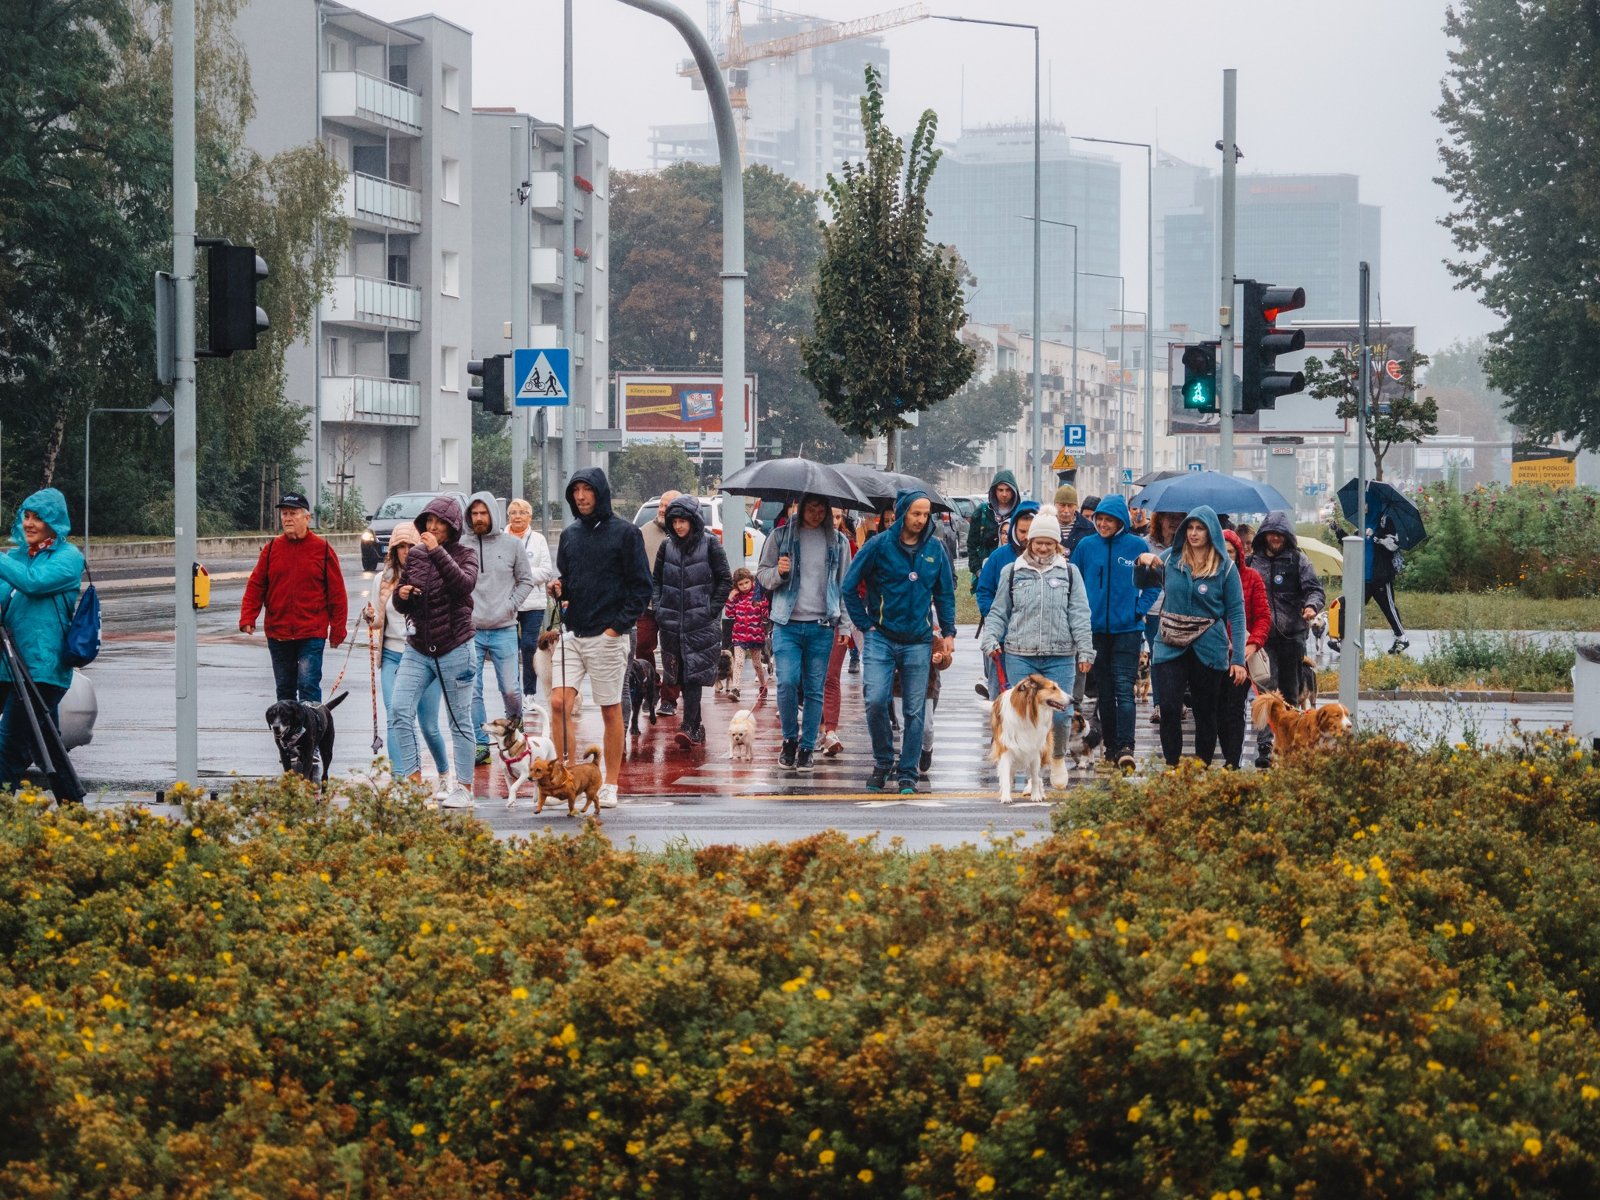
left=84, top=532, right=366, bottom=562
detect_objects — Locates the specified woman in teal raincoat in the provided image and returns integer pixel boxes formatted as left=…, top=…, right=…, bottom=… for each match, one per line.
left=0, top=489, right=85, bottom=788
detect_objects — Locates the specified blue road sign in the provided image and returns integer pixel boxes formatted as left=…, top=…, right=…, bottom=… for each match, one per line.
left=512, top=347, right=570, bottom=407
left=1064, top=423, right=1087, bottom=447
left=1188, top=462, right=1204, bottom=472
left=1121, top=468, right=1134, bottom=484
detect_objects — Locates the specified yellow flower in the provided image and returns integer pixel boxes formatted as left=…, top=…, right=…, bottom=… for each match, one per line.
left=319, top=871, right=330, bottom=883
left=1231, top=1137, right=1248, bottom=1158
left=976, top=1175, right=996, bottom=1193
left=886, top=944, right=902, bottom=958
left=510, top=987, right=529, bottom=1001
left=1231, top=972, right=1249, bottom=988
left=819, top=1149, right=836, bottom=1165
left=626, top=1139, right=645, bottom=1156
left=960, top=1131, right=976, bottom=1152
left=967, top=1073, right=983, bottom=1088
left=1225, top=925, right=1240, bottom=941
left=1523, top=1136, right=1543, bottom=1157
left=808, top=1128, right=822, bottom=1142
left=746, top=902, right=763, bottom=917
left=814, top=987, right=832, bottom=1001
left=1426, top=1060, right=1444, bottom=1072
left=1190, top=948, right=1209, bottom=966
left=1127, top=1105, right=1143, bottom=1123
left=410, top=1123, right=426, bottom=1136
left=419, top=921, right=432, bottom=935
left=857, top=1169, right=874, bottom=1183
left=634, top=1061, right=650, bottom=1077
left=1308, top=1079, right=1326, bottom=1094
left=1581, top=1085, right=1599, bottom=1102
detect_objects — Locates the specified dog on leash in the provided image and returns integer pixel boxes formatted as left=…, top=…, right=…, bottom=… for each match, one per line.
left=531, top=628, right=580, bottom=722
left=482, top=716, right=557, bottom=808
left=1069, top=709, right=1103, bottom=771
left=1133, top=647, right=1152, bottom=703
left=266, top=692, right=349, bottom=784
left=727, top=708, right=756, bottom=761
left=714, top=648, right=735, bottom=696
left=528, top=746, right=604, bottom=817
left=1251, top=691, right=1353, bottom=758
left=990, top=674, right=1071, bottom=804
left=1308, top=611, right=1332, bottom=667
left=627, top=657, right=660, bottom=734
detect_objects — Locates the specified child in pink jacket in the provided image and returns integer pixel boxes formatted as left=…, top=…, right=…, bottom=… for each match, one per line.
left=724, top=568, right=769, bottom=701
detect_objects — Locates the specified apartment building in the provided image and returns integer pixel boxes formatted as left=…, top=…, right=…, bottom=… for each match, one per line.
left=469, top=111, right=612, bottom=469
left=234, top=1, right=475, bottom=509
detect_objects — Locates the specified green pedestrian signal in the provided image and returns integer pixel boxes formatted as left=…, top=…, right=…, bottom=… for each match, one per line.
left=1181, top=342, right=1220, bottom=413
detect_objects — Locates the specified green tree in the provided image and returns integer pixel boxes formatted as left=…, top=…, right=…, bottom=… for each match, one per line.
left=610, top=162, right=855, bottom=462
left=899, top=369, right=1029, bottom=484
left=802, top=65, right=975, bottom=470
left=1436, top=0, right=1600, bottom=447
left=608, top=441, right=698, bottom=513
left=1302, top=346, right=1437, bottom=481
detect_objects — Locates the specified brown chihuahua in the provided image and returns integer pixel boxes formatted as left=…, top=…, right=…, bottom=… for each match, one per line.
left=529, top=746, right=604, bottom=817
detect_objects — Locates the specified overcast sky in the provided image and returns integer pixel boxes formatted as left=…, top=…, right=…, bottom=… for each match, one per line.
left=359, top=0, right=1495, bottom=353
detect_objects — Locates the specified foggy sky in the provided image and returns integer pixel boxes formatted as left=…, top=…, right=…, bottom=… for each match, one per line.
left=349, top=0, right=1494, bottom=353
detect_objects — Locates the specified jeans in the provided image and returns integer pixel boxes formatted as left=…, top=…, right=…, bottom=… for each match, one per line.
left=822, top=631, right=853, bottom=732
left=472, top=625, right=524, bottom=746
left=390, top=643, right=476, bottom=784
left=517, top=609, right=546, bottom=695
left=381, top=647, right=448, bottom=774
left=863, top=630, right=931, bottom=782
left=268, top=637, right=325, bottom=703
left=1091, top=630, right=1144, bottom=757
left=0, top=681, right=67, bottom=791
left=1003, top=652, right=1077, bottom=757
left=772, top=621, right=834, bottom=751
left=1154, top=650, right=1226, bottom=766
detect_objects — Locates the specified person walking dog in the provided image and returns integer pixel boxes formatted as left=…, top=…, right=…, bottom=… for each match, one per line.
left=239, top=492, right=348, bottom=704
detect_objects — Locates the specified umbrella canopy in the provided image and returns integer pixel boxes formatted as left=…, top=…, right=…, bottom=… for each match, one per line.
left=719, top=457, right=874, bottom=511
left=1133, top=469, right=1186, bottom=488
left=1337, top=479, right=1427, bottom=549
left=1131, top=470, right=1292, bottom=516
left=1297, top=538, right=1344, bottom=576
left=830, top=463, right=954, bottom=513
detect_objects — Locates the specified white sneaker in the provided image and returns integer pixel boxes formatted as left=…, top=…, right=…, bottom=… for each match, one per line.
left=597, top=784, right=619, bottom=809
left=442, top=784, right=476, bottom=810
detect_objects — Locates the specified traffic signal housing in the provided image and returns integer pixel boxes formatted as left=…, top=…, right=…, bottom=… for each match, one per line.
left=468, top=355, right=509, bottom=415
left=1241, top=280, right=1306, bottom=412
left=1181, top=341, right=1220, bottom=413
left=206, top=243, right=269, bottom=355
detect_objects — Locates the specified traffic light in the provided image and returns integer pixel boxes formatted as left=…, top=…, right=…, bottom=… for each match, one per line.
left=1241, top=280, right=1306, bottom=412
left=206, top=243, right=269, bottom=355
left=1181, top=341, right=1220, bottom=413
left=468, top=355, right=509, bottom=415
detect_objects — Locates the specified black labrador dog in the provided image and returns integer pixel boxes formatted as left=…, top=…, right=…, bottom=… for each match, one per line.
left=626, top=657, right=659, bottom=735
left=266, top=692, right=349, bottom=784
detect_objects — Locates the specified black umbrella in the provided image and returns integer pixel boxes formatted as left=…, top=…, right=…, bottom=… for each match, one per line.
left=1132, top=469, right=1186, bottom=488
left=1337, top=479, right=1427, bottom=549
left=830, top=463, right=954, bottom=513
left=719, top=457, right=875, bottom=511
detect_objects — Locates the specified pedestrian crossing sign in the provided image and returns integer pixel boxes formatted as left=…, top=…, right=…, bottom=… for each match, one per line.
left=513, top=347, right=570, bottom=407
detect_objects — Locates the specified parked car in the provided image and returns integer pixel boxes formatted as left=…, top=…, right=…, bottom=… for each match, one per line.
left=360, top=490, right=470, bottom=571
left=631, top=496, right=767, bottom=562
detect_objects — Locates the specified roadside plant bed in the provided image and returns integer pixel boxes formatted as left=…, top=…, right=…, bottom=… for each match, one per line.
left=1316, top=629, right=1576, bottom=694
left=6, top=743, right=1600, bottom=1198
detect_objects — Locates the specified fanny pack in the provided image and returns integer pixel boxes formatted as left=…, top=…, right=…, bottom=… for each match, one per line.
left=1158, top=611, right=1214, bottom=649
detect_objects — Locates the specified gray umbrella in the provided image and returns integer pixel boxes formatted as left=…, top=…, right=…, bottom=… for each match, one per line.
left=830, top=463, right=954, bottom=513
left=719, top=457, right=875, bottom=510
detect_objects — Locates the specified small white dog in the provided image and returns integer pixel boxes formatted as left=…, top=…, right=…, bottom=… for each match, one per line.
left=532, top=628, right=581, bottom=724
left=990, top=674, right=1071, bottom=804
left=727, top=708, right=756, bottom=761
left=482, top=716, right=557, bottom=808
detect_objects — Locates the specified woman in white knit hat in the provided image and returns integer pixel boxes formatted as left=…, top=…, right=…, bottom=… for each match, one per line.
left=977, top=510, right=1095, bottom=790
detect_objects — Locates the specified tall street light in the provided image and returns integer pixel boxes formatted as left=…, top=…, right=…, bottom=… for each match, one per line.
left=934, top=14, right=1041, bottom=497
left=1019, top=215, right=1077, bottom=428
left=1072, top=135, right=1154, bottom=477
left=1080, top=270, right=1125, bottom=491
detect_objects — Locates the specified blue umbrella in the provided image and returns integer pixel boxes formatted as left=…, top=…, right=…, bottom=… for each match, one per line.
left=1337, top=479, right=1427, bottom=549
left=1131, top=470, right=1291, bottom=516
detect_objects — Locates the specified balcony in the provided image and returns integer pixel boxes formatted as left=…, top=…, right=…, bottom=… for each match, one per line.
left=322, top=275, right=422, bottom=331
left=323, top=375, right=422, bottom=426
left=342, top=172, right=422, bottom=233
left=321, top=70, right=422, bottom=135
left=530, top=247, right=587, bottom=292
left=529, top=324, right=586, bottom=364
left=526, top=171, right=585, bottom=220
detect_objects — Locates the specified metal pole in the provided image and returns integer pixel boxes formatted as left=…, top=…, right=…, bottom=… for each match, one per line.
left=1144, top=144, right=1153, bottom=477
left=84, top=411, right=91, bottom=565
left=618, top=0, right=745, bottom=565
left=510, top=123, right=527, bottom=504
left=173, top=0, right=198, bottom=784
left=561, top=0, right=577, bottom=485
left=1218, top=69, right=1237, bottom=474
left=1071, top=226, right=1078, bottom=427
left=1340, top=262, right=1371, bottom=717
left=1116, top=279, right=1126, bottom=487
left=1030, top=27, right=1041, bottom=499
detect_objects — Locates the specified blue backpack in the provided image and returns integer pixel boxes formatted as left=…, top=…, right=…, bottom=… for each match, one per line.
left=64, top=582, right=101, bottom=668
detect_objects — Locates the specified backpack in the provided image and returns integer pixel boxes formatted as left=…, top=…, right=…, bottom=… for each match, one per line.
left=64, top=582, right=101, bottom=668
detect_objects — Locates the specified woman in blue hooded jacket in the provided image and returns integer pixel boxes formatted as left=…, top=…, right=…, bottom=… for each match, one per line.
left=0, top=489, right=86, bottom=788
left=1134, top=505, right=1246, bottom=768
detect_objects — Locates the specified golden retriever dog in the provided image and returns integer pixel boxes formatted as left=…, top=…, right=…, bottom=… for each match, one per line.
left=990, top=674, right=1071, bottom=804
left=1251, top=691, right=1353, bottom=759
left=528, top=746, right=604, bottom=817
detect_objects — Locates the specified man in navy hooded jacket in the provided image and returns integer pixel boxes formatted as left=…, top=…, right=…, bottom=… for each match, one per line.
left=1069, top=493, right=1157, bottom=767
left=843, top=490, right=956, bottom=794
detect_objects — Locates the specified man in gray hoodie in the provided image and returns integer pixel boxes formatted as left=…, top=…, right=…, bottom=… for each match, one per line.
left=467, top=492, right=535, bottom=764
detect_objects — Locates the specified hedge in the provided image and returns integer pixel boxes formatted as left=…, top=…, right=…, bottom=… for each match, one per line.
left=5, top=737, right=1600, bottom=1198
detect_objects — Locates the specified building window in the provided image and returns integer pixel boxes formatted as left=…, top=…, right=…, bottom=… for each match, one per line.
left=441, top=65, right=460, bottom=112
left=441, top=251, right=460, bottom=297
left=440, top=437, right=460, bottom=486
left=440, top=345, right=459, bottom=391
left=441, top=156, right=460, bottom=205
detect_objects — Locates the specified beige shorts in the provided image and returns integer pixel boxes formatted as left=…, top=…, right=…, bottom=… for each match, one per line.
left=547, top=631, right=630, bottom=707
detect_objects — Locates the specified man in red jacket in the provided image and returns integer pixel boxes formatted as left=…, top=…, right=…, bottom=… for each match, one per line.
left=239, top=492, right=349, bottom=703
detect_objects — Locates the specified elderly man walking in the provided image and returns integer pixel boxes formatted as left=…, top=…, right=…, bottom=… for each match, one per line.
left=466, top=491, right=535, bottom=765
left=239, top=492, right=348, bottom=703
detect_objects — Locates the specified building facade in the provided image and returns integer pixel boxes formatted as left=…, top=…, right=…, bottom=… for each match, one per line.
left=233, top=1, right=476, bottom=511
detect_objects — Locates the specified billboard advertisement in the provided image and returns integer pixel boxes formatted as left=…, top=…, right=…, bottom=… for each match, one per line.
left=1168, top=323, right=1415, bottom=437
left=616, top=373, right=758, bottom=453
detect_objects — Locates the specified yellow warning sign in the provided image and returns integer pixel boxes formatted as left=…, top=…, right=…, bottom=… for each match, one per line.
left=1511, top=456, right=1577, bottom=487
left=1052, top=450, right=1076, bottom=471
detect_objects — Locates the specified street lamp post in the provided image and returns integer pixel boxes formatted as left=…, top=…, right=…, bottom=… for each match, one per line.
left=1072, top=135, right=1154, bottom=477
left=1080, top=270, right=1125, bottom=491
left=1019, top=216, right=1077, bottom=431
left=934, top=15, right=1041, bottom=497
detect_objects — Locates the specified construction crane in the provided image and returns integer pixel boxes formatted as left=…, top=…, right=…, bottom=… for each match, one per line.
left=681, top=2, right=931, bottom=161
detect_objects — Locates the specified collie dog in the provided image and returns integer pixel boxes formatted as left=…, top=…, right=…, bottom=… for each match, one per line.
left=990, top=674, right=1071, bottom=804
left=1251, top=691, right=1353, bottom=758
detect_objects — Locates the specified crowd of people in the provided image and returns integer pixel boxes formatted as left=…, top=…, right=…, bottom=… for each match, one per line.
left=230, top=464, right=1381, bottom=807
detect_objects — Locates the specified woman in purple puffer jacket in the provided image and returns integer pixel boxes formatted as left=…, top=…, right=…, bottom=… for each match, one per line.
left=391, top=495, right=479, bottom=807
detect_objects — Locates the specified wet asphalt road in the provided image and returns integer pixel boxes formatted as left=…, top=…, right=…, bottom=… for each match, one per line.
left=75, top=557, right=1578, bottom=850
